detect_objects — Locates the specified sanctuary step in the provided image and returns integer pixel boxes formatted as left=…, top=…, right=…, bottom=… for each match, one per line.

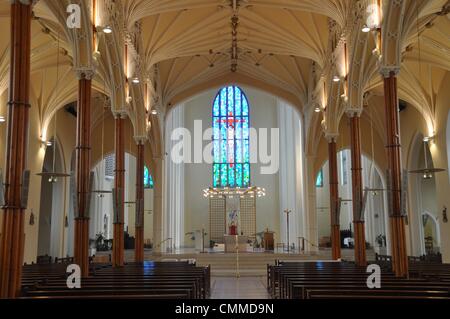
left=109, top=249, right=375, bottom=277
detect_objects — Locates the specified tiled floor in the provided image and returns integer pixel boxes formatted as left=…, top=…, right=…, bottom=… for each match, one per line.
left=210, top=276, right=271, bottom=299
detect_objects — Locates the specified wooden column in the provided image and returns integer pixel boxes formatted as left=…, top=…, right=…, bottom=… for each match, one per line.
left=327, top=136, right=341, bottom=260
left=135, top=139, right=145, bottom=263
left=113, top=113, right=125, bottom=266
left=349, top=113, right=367, bottom=267
left=383, top=71, right=408, bottom=277
left=0, top=0, right=31, bottom=299
left=74, top=70, right=93, bottom=277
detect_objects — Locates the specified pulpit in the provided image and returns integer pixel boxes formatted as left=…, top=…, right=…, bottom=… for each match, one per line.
left=224, top=235, right=248, bottom=252
left=263, top=231, right=275, bottom=251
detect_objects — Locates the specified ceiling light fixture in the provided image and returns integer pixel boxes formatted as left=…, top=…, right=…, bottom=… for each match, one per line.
left=362, top=25, right=371, bottom=33
left=132, top=77, right=140, bottom=84
left=0, top=116, right=5, bottom=123
left=333, top=75, right=340, bottom=82
left=314, top=106, right=321, bottom=113
left=151, top=109, right=158, bottom=115
left=103, top=26, right=112, bottom=34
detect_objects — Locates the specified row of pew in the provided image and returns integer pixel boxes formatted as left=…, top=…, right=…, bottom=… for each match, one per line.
left=268, top=260, right=450, bottom=299
left=21, top=261, right=210, bottom=299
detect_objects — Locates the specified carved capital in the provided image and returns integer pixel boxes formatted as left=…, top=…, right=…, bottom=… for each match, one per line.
left=379, top=65, right=400, bottom=78
left=112, top=110, right=127, bottom=119
left=134, top=136, right=147, bottom=145
left=10, top=0, right=36, bottom=5
left=325, top=133, right=339, bottom=143
left=75, top=67, right=96, bottom=80
left=346, top=108, right=362, bottom=118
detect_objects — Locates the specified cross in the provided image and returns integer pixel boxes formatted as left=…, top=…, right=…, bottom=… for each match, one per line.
left=216, top=112, right=246, bottom=129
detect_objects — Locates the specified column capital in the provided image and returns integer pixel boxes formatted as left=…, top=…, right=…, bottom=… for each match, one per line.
left=134, top=136, right=147, bottom=145
left=346, top=108, right=362, bottom=118
left=112, top=110, right=127, bottom=119
left=325, top=133, right=339, bottom=143
left=9, top=0, right=37, bottom=5
left=75, top=67, right=96, bottom=80
left=379, top=65, right=400, bottom=78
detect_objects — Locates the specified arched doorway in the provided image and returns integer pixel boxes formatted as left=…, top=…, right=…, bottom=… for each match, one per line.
left=421, top=211, right=440, bottom=255
left=89, top=153, right=154, bottom=256
left=37, top=138, right=65, bottom=259
left=409, top=134, right=440, bottom=256
left=315, top=149, right=389, bottom=257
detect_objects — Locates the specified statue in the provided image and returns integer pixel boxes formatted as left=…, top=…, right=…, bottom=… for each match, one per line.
left=228, top=210, right=238, bottom=235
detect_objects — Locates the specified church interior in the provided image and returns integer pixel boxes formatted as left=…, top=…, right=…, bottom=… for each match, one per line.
left=1, top=0, right=450, bottom=301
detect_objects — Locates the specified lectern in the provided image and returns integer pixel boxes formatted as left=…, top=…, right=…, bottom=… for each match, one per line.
left=263, top=231, right=275, bottom=251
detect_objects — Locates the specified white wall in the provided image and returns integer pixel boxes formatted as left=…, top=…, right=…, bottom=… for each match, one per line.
left=315, top=150, right=389, bottom=249
left=90, top=153, right=154, bottom=244
left=178, top=86, right=281, bottom=247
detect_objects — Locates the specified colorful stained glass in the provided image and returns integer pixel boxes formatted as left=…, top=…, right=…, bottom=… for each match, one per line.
left=213, top=98, right=220, bottom=117
left=144, top=166, right=154, bottom=189
left=213, top=164, right=220, bottom=187
left=242, top=96, right=249, bottom=116
left=243, top=163, right=250, bottom=186
left=228, top=164, right=235, bottom=187
left=220, top=164, right=228, bottom=187
left=235, top=88, right=242, bottom=116
left=212, top=86, right=250, bottom=187
left=316, top=169, right=324, bottom=188
left=220, top=88, right=227, bottom=116
left=235, top=164, right=243, bottom=186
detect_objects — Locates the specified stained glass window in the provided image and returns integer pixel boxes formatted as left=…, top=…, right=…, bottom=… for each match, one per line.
left=144, top=166, right=154, bottom=189
left=212, top=86, right=250, bottom=188
left=316, top=169, right=323, bottom=188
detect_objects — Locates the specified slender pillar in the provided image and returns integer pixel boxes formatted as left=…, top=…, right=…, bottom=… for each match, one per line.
left=152, top=158, right=164, bottom=254
left=349, top=113, right=366, bottom=266
left=134, top=139, right=145, bottom=263
left=327, top=136, right=341, bottom=260
left=74, top=70, right=94, bottom=277
left=0, top=0, right=32, bottom=298
left=112, top=113, right=126, bottom=267
left=383, top=70, right=408, bottom=277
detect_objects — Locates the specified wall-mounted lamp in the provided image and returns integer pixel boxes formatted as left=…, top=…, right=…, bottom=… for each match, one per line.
left=29, top=209, right=35, bottom=226
left=151, top=109, right=158, bottom=115
left=131, top=77, right=140, bottom=84
left=443, top=206, right=448, bottom=223
left=102, top=26, right=112, bottom=34
left=48, top=176, right=58, bottom=183
left=40, top=139, right=52, bottom=148
left=0, top=116, right=5, bottom=123
left=332, top=75, right=340, bottom=82
left=314, top=106, right=321, bottom=113
left=361, top=24, right=371, bottom=33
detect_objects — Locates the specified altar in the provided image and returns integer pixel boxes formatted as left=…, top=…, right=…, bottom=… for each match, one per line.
left=224, top=235, right=248, bottom=253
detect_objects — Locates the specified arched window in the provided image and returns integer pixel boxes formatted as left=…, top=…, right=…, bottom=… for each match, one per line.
left=144, top=166, right=154, bottom=189
left=316, top=169, right=324, bottom=188
left=212, top=86, right=250, bottom=188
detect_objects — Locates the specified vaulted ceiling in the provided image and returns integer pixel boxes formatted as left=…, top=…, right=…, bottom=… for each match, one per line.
left=0, top=0, right=449, bottom=156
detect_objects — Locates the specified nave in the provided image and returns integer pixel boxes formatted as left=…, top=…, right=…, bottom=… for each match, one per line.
left=1, top=0, right=450, bottom=303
